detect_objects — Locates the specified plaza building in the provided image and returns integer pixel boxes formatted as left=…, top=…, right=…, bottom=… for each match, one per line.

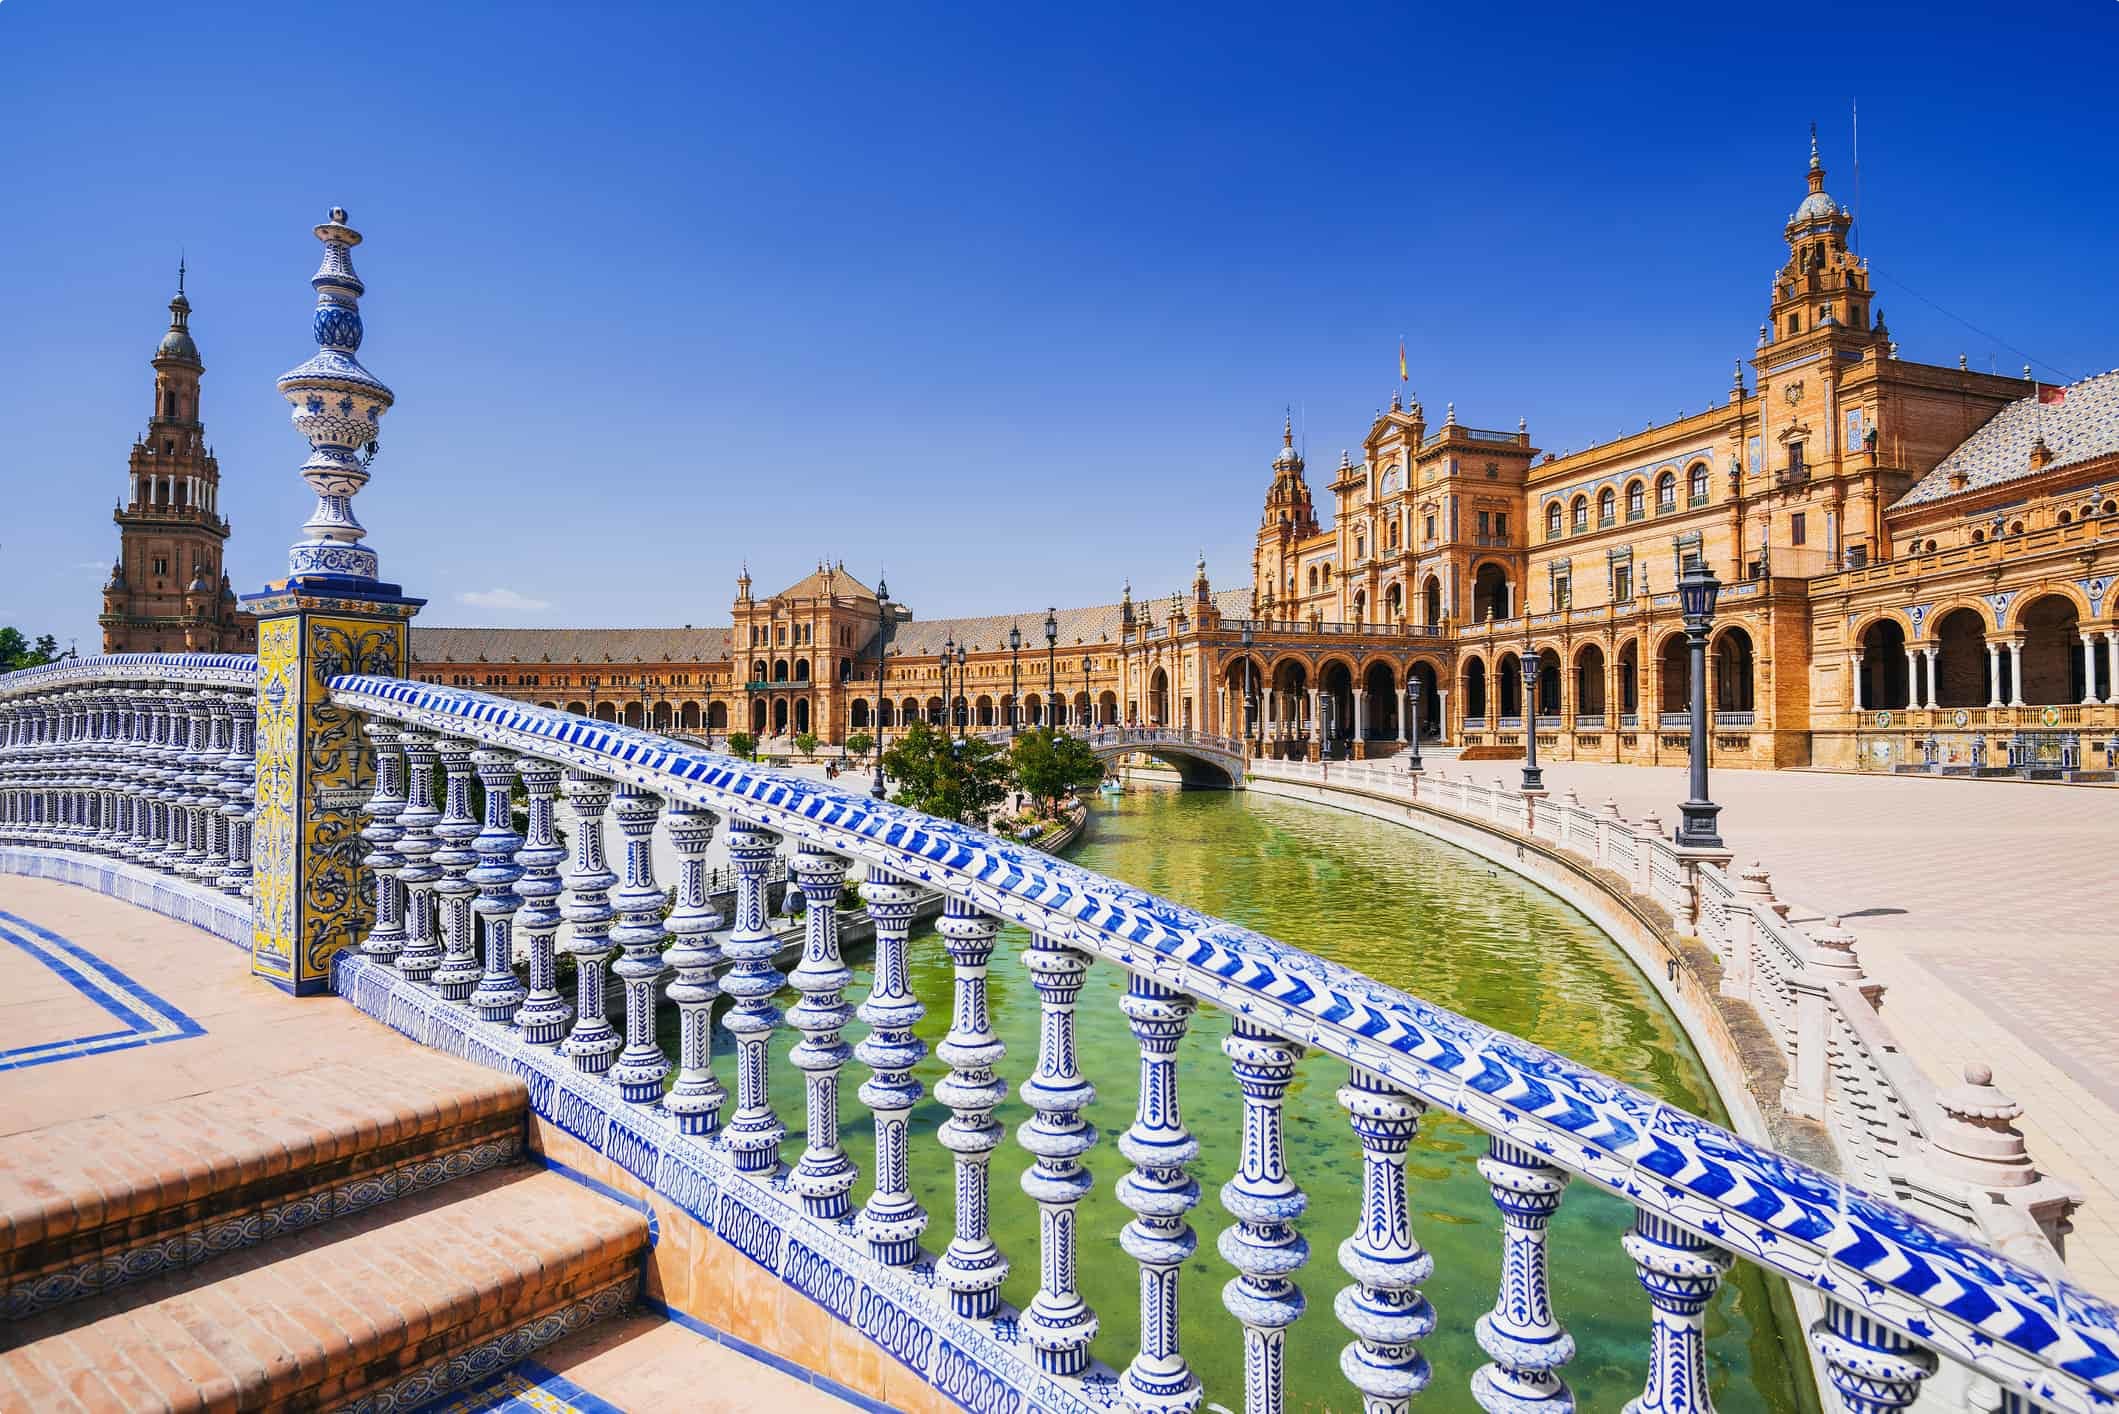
left=100, top=269, right=256, bottom=654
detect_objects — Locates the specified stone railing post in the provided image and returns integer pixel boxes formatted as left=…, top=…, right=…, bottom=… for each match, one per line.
left=243, top=205, right=422, bottom=994
left=1782, top=916, right=1864, bottom=1121
left=1722, top=861, right=1776, bottom=1001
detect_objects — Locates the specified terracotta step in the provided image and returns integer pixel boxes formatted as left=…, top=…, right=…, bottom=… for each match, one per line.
left=0, top=1055, right=526, bottom=1319
left=488, top=1312, right=858, bottom=1412
left=0, top=1165, right=647, bottom=1413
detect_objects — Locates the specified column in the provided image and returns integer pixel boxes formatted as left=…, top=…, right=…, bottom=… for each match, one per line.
left=1923, top=644, right=1940, bottom=709
left=933, top=896, right=1010, bottom=1319
left=2106, top=629, right=2119, bottom=705
left=1116, top=975, right=1201, bottom=1411
left=1353, top=687, right=1368, bottom=744
left=511, top=760, right=573, bottom=1047
left=2083, top=635, right=2101, bottom=706
left=429, top=739, right=481, bottom=1001
left=720, top=820, right=786, bottom=1173
left=608, top=786, right=671, bottom=1105
left=787, top=844, right=858, bottom=1220
left=1471, top=1138, right=1575, bottom=1412
left=468, top=749, right=526, bottom=1024
left=2007, top=636, right=2026, bottom=706
left=1852, top=649, right=1867, bottom=711
left=1987, top=642, right=2003, bottom=708
left=357, top=721, right=407, bottom=966
left=662, top=804, right=725, bottom=1134
left=1399, top=685, right=1410, bottom=743
left=1018, top=931, right=1099, bottom=1375
left=393, top=733, right=443, bottom=985
left=856, top=865, right=927, bottom=1264
left=1620, top=1211, right=1730, bottom=1414
left=1902, top=646, right=1921, bottom=713
left=1220, top=1020, right=1308, bottom=1414
left=559, top=772, right=622, bottom=1074
left=1336, top=1069, right=1436, bottom=1412
left=1807, top=1299, right=1936, bottom=1413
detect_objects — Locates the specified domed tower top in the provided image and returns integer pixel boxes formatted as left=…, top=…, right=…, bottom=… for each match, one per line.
left=1765, top=127, right=1874, bottom=348
left=1789, top=124, right=1847, bottom=228
left=1261, top=414, right=1317, bottom=537
left=155, top=260, right=201, bottom=367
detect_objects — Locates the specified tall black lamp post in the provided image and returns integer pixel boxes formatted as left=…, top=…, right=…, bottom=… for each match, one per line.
left=941, top=635, right=955, bottom=733
left=1043, top=607, right=1058, bottom=729
left=1008, top=624, right=1022, bottom=734
left=955, top=642, right=968, bottom=736
left=587, top=675, right=600, bottom=721
left=1520, top=630, right=1544, bottom=793
left=1676, top=562, right=1724, bottom=848
left=1080, top=655, right=1092, bottom=731
left=1240, top=623, right=1256, bottom=749
left=637, top=673, right=650, bottom=731
left=872, top=577, right=892, bottom=799
left=1408, top=675, right=1424, bottom=772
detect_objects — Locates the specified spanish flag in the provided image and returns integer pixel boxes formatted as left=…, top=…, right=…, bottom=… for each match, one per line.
left=1398, top=338, right=1408, bottom=382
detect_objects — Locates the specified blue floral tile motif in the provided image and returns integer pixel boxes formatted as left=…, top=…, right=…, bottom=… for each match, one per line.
left=323, top=678, right=2119, bottom=1412
left=0, top=909, right=203, bottom=1070
left=422, top=1358, right=625, bottom=1414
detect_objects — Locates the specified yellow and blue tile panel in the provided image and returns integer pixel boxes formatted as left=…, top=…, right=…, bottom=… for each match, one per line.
left=0, top=910, right=203, bottom=1070
left=425, top=1360, right=625, bottom=1414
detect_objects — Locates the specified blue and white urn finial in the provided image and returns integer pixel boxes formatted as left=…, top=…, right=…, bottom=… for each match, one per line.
left=276, top=206, right=395, bottom=584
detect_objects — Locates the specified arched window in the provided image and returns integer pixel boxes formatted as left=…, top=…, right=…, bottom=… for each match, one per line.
left=1570, top=496, right=1588, bottom=534
left=1546, top=503, right=1563, bottom=539
left=1598, top=488, right=1615, bottom=526
left=1688, top=463, right=1709, bottom=505
left=1307, top=566, right=1319, bottom=593
left=1627, top=481, right=1645, bottom=520
left=1355, top=535, right=1366, bottom=560
left=1656, top=472, right=1677, bottom=512
left=163, top=391, right=178, bottom=419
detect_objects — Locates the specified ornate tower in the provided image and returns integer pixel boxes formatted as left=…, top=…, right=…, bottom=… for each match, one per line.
left=1253, top=417, right=1317, bottom=617
left=101, top=267, right=253, bottom=653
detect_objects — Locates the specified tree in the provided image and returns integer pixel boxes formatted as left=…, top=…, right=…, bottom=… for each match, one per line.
left=793, top=731, right=819, bottom=757
left=0, top=628, right=59, bottom=672
left=1010, top=726, right=1104, bottom=812
left=844, top=732, right=874, bottom=763
left=881, top=720, right=1010, bottom=823
left=727, top=731, right=757, bottom=761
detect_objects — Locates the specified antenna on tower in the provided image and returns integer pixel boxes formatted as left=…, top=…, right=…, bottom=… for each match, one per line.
left=1851, top=99, right=1862, bottom=257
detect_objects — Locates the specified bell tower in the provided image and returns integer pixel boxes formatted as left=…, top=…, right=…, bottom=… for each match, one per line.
left=102, top=267, right=252, bottom=652
left=1253, top=416, right=1317, bottom=617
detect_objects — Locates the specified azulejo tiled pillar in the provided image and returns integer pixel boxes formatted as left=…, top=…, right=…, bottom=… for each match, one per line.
left=243, top=207, right=423, bottom=995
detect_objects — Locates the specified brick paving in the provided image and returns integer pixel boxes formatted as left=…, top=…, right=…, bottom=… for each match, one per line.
left=1477, top=760, right=2119, bottom=1298
left=531, top=1311, right=853, bottom=1411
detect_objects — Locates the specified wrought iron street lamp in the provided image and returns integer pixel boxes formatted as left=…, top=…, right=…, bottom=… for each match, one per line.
left=954, top=642, right=968, bottom=736
left=1044, top=607, right=1058, bottom=729
left=872, top=576, right=892, bottom=800
left=1240, top=623, right=1257, bottom=749
left=1008, top=623, right=1022, bottom=734
left=587, top=675, right=600, bottom=722
left=1676, top=561, right=1724, bottom=848
left=1520, top=626, right=1544, bottom=793
left=941, top=634, right=955, bottom=733
left=637, top=673, right=649, bottom=732
left=1408, top=675, right=1424, bottom=772
left=1080, top=655, right=1091, bottom=731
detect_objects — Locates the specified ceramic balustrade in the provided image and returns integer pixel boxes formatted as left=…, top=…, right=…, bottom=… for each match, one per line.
left=304, top=679, right=2110, bottom=1414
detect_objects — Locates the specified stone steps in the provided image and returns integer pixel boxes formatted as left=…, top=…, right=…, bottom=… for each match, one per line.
left=0, top=1165, right=648, bottom=1413
left=0, top=1055, right=526, bottom=1320
left=497, top=1310, right=857, bottom=1411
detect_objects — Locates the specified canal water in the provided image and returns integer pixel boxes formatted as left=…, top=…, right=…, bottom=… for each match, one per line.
left=743, top=786, right=1811, bottom=1412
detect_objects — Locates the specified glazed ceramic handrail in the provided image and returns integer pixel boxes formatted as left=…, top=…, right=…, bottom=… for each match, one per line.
left=325, top=674, right=2117, bottom=1414
left=0, top=651, right=257, bottom=697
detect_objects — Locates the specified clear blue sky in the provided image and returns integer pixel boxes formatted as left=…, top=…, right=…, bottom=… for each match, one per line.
left=5, top=0, right=2115, bottom=650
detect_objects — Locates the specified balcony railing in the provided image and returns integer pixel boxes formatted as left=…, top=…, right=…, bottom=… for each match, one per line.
left=4, top=656, right=2112, bottom=1414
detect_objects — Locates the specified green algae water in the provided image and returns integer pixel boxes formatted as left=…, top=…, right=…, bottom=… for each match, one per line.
left=748, top=787, right=1812, bottom=1412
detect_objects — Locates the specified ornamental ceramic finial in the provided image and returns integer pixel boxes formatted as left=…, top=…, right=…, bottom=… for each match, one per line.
left=276, top=206, right=395, bottom=583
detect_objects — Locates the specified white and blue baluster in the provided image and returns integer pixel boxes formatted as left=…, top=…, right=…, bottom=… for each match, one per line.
left=609, top=785, right=671, bottom=1105
left=1620, top=1211, right=1731, bottom=1414
left=933, top=896, right=1010, bottom=1319
left=216, top=691, right=255, bottom=897
left=1019, top=931, right=1100, bottom=1376
left=195, top=695, right=230, bottom=880
left=181, top=693, right=215, bottom=879
left=787, top=844, right=858, bottom=1219
left=560, top=772, right=623, bottom=1074
left=510, top=760, right=573, bottom=1047
left=1336, top=1069, right=1436, bottom=1413
left=1472, top=1137, right=1575, bottom=1413
left=358, top=719, right=408, bottom=966
left=430, top=738, right=482, bottom=1001
left=720, top=820, right=787, bottom=1174
left=1807, top=1301, right=1936, bottom=1414
left=156, top=697, right=187, bottom=870
left=393, top=732, right=444, bottom=984
left=855, top=864, right=927, bottom=1265
left=661, top=805, right=725, bottom=1135
left=1116, top=974, right=1202, bottom=1412
left=1220, top=1020, right=1309, bottom=1414
left=468, top=748, right=527, bottom=1025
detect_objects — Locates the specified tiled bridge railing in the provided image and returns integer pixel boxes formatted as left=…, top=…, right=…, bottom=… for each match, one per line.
left=5, top=660, right=2118, bottom=1413
left=1251, top=756, right=2080, bottom=1279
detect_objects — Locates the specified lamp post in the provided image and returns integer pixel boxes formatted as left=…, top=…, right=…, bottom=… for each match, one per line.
left=1008, top=623, right=1022, bottom=734
left=587, top=675, right=600, bottom=722
left=1240, top=623, right=1256, bottom=751
left=955, top=642, right=968, bottom=736
left=1520, top=627, right=1544, bottom=793
left=1408, top=675, right=1424, bottom=772
left=1080, top=655, right=1091, bottom=732
left=1676, top=562, right=1724, bottom=848
left=1044, top=607, right=1058, bottom=729
left=872, top=576, right=892, bottom=799
left=941, top=634, right=954, bottom=734
left=637, top=673, right=649, bottom=732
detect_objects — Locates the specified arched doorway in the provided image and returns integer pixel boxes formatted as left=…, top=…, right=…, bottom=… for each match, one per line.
left=1383, top=583, right=1402, bottom=625
left=1423, top=576, right=1442, bottom=629
left=1658, top=634, right=1690, bottom=714
left=2018, top=595, right=2083, bottom=704
left=1097, top=690, right=1118, bottom=727
left=926, top=696, right=944, bottom=726
left=565, top=700, right=587, bottom=716
left=595, top=702, right=618, bottom=723
left=750, top=699, right=767, bottom=733
left=1496, top=653, right=1523, bottom=720
left=1319, top=661, right=1356, bottom=756
left=1408, top=660, right=1441, bottom=737
left=793, top=698, right=811, bottom=735
left=708, top=702, right=728, bottom=731
left=1574, top=644, right=1607, bottom=720
left=1224, top=656, right=1265, bottom=738
left=850, top=699, right=871, bottom=730
left=1713, top=628, right=1755, bottom=715
left=1147, top=669, right=1170, bottom=726
left=1362, top=660, right=1398, bottom=743
left=679, top=701, right=701, bottom=731
left=1616, top=640, right=1639, bottom=718
left=1535, top=649, right=1562, bottom=717
left=1270, top=660, right=1311, bottom=753
left=772, top=699, right=790, bottom=735
left=1463, top=657, right=1488, bottom=724
left=1473, top=563, right=1510, bottom=622
left=1933, top=608, right=1987, bottom=707
left=1857, top=620, right=1909, bottom=710
left=975, top=695, right=995, bottom=727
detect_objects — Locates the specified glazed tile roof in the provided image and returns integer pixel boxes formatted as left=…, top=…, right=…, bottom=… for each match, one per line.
left=863, top=587, right=1254, bottom=658
left=763, top=563, right=876, bottom=601
left=411, top=625, right=732, bottom=665
left=1895, top=369, right=2119, bottom=507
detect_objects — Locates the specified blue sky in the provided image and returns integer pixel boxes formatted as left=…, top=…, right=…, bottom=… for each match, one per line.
left=4, top=0, right=2115, bottom=650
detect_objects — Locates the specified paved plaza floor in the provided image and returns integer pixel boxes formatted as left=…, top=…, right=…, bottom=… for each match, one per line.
left=1468, top=760, right=2119, bottom=1297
